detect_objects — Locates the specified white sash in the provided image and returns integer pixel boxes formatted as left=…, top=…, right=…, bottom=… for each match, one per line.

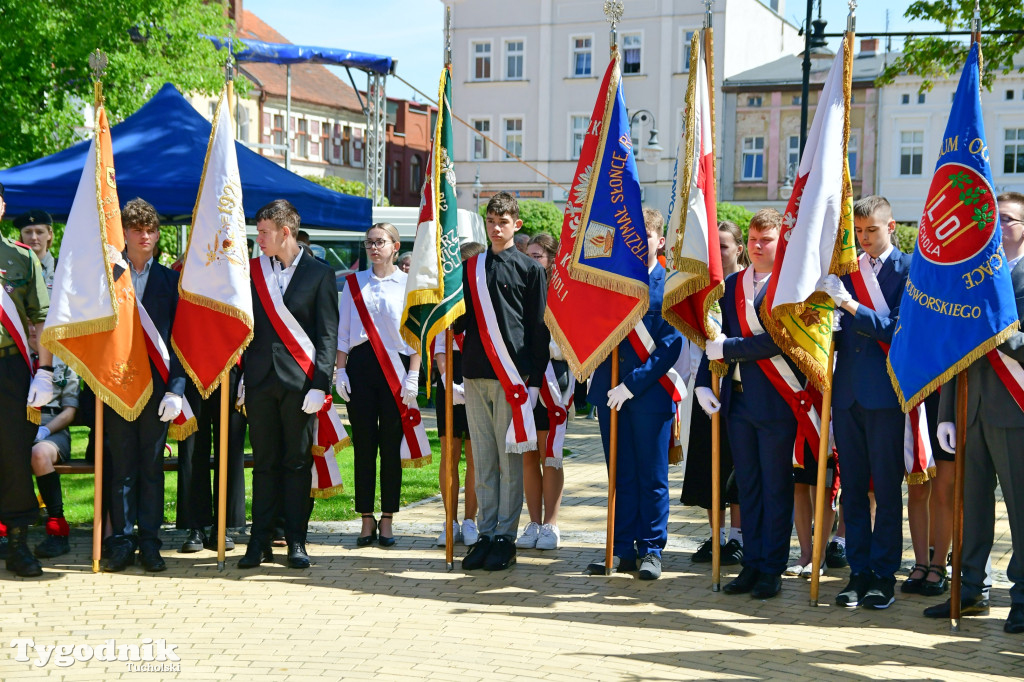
left=312, top=395, right=348, bottom=498
left=538, top=360, right=574, bottom=468
left=629, top=321, right=688, bottom=401
left=1, top=285, right=41, bottom=424
left=137, top=300, right=196, bottom=440
left=987, top=349, right=1024, bottom=413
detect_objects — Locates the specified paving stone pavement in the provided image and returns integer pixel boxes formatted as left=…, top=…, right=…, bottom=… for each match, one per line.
left=1, top=410, right=1019, bottom=680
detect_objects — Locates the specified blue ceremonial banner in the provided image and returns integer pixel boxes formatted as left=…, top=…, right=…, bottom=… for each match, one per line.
left=887, top=43, right=1020, bottom=411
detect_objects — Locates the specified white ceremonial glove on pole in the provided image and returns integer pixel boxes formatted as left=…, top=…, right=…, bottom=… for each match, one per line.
left=937, top=422, right=957, bottom=454
left=334, top=368, right=351, bottom=402
left=695, top=386, right=721, bottom=415
left=822, top=274, right=853, bottom=307
left=706, top=336, right=726, bottom=362
left=26, top=369, right=54, bottom=408
left=832, top=309, right=844, bottom=332
left=157, top=393, right=183, bottom=422
left=606, top=383, right=633, bottom=411
left=302, top=388, right=326, bottom=414
left=235, top=378, right=246, bottom=408
left=452, top=383, right=466, bottom=405
left=401, top=370, right=420, bottom=408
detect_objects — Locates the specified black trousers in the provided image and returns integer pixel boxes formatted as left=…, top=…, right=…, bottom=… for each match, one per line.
left=347, top=342, right=406, bottom=514
left=0, top=354, right=39, bottom=528
left=175, top=366, right=246, bottom=529
left=103, top=373, right=170, bottom=551
left=247, top=374, right=315, bottom=546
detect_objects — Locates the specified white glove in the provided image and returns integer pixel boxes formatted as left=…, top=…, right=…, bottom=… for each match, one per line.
left=822, top=274, right=852, bottom=307
left=235, top=378, right=246, bottom=408
left=606, top=383, right=634, bottom=411
left=302, top=388, right=326, bottom=414
left=401, top=370, right=419, bottom=408
left=35, top=425, right=51, bottom=443
left=937, top=421, right=956, bottom=454
left=695, top=386, right=721, bottom=415
left=157, top=393, right=183, bottom=422
left=27, top=369, right=53, bottom=408
left=706, top=336, right=726, bottom=362
left=528, top=386, right=540, bottom=409
left=832, top=309, right=844, bottom=332
left=452, top=383, right=466, bottom=405
left=335, top=367, right=351, bottom=402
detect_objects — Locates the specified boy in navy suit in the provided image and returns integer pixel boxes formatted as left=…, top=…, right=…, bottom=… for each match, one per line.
left=586, top=208, right=684, bottom=580
left=822, top=195, right=911, bottom=609
left=696, top=208, right=809, bottom=599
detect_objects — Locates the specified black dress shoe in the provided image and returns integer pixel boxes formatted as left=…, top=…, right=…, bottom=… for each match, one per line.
left=5, top=527, right=43, bottom=577
left=356, top=515, right=377, bottom=547
left=34, top=534, right=70, bottom=559
left=723, top=566, right=759, bottom=594
left=901, top=563, right=928, bottom=594
left=585, top=555, right=637, bottom=575
left=237, top=543, right=273, bottom=569
left=751, top=572, right=782, bottom=599
left=103, top=543, right=136, bottom=573
left=203, top=533, right=236, bottom=551
left=923, top=595, right=990, bottom=618
left=638, top=553, right=662, bottom=580
left=1005, top=604, right=1024, bottom=634
left=0, top=535, right=8, bottom=560
left=287, top=543, right=310, bottom=569
left=919, top=564, right=949, bottom=597
left=825, top=540, right=848, bottom=569
left=483, top=535, right=516, bottom=571
left=462, top=535, right=492, bottom=571
left=139, top=547, right=167, bottom=572
left=180, top=529, right=206, bottom=553
left=378, top=514, right=396, bottom=547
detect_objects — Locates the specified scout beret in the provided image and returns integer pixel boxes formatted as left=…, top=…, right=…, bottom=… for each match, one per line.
left=13, top=210, right=53, bottom=230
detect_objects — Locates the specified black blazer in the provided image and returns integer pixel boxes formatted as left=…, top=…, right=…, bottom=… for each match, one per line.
left=142, top=262, right=186, bottom=396
left=246, top=253, right=339, bottom=393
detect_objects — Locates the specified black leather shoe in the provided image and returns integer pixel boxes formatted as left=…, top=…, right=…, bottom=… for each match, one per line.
left=356, top=515, right=377, bottom=547
left=180, top=529, right=206, bottom=553
left=0, top=535, right=8, bottom=561
left=378, top=514, right=396, bottom=547
left=1005, top=604, right=1024, bottom=634
left=139, top=547, right=167, bottom=572
left=203, top=532, right=236, bottom=551
left=901, top=564, right=928, bottom=594
left=462, top=535, right=492, bottom=571
left=751, top=572, right=782, bottom=599
left=103, top=543, right=136, bottom=573
left=923, top=595, right=990, bottom=618
left=638, top=553, right=662, bottom=580
left=238, top=542, right=273, bottom=569
left=836, top=572, right=872, bottom=608
left=919, top=564, right=949, bottom=597
left=287, top=542, right=311, bottom=569
left=585, top=555, right=637, bottom=575
left=483, top=535, right=516, bottom=571
left=723, top=566, right=759, bottom=594
left=825, top=540, right=848, bottom=569
left=34, top=534, right=70, bottom=559
left=5, top=527, right=43, bottom=577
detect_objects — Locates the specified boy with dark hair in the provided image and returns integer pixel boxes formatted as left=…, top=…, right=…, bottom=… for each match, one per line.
left=457, top=191, right=550, bottom=572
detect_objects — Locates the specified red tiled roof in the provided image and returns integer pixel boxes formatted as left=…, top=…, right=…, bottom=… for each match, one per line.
left=237, top=10, right=363, bottom=114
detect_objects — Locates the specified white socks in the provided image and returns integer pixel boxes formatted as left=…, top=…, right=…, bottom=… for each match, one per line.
left=729, top=527, right=743, bottom=546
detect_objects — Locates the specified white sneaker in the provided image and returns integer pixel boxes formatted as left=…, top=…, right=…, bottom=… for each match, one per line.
left=784, top=563, right=805, bottom=577
left=461, top=519, right=479, bottom=546
left=516, top=521, right=540, bottom=548
left=800, top=562, right=825, bottom=579
left=436, top=521, right=461, bottom=546
left=536, top=523, right=560, bottom=550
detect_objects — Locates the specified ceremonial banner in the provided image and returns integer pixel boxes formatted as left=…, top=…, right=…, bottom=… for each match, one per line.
left=401, top=65, right=464, bottom=384
left=762, top=35, right=857, bottom=392
left=547, top=51, right=649, bottom=379
left=887, top=42, right=1019, bottom=410
left=41, top=107, right=152, bottom=420
left=172, top=87, right=254, bottom=397
left=663, top=29, right=723, bottom=349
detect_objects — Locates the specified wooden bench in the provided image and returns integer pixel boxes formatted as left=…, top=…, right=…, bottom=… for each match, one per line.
left=53, top=456, right=255, bottom=476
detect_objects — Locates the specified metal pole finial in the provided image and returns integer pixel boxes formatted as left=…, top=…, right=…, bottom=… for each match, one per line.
left=445, top=5, right=453, bottom=67
left=604, top=0, right=624, bottom=53
left=847, top=0, right=857, bottom=33
left=88, top=49, right=108, bottom=81
left=971, top=0, right=981, bottom=36
left=704, top=0, right=715, bottom=29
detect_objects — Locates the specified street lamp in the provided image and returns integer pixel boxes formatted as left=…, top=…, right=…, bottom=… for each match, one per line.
left=473, top=165, right=483, bottom=211
left=628, top=109, right=664, bottom=165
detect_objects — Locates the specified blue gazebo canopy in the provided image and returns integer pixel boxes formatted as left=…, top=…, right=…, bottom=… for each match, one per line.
left=208, top=36, right=393, bottom=74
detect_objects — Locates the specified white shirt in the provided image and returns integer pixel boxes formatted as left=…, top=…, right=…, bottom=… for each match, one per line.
left=868, top=244, right=894, bottom=276
left=272, top=248, right=303, bottom=295
left=338, top=267, right=416, bottom=356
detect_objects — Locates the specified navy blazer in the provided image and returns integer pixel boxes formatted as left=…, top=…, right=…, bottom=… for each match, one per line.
left=833, top=249, right=911, bottom=411
left=588, top=264, right=684, bottom=415
left=696, top=270, right=807, bottom=422
left=141, top=262, right=186, bottom=396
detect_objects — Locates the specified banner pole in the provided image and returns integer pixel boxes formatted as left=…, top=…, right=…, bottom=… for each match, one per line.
left=92, top=395, right=104, bottom=573
left=217, top=370, right=230, bottom=570
left=710, top=373, right=722, bottom=591
left=605, top=352, right=619, bottom=575
left=445, top=330, right=455, bottom=571
left=950, top=373, right=968, bottom=631
left=809, top=339, right=835, bottom=606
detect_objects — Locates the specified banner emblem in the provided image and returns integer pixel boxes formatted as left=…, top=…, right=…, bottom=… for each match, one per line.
left=919, top=162, right=996, bottom=265
left=584, top=221, right=615, bottom=259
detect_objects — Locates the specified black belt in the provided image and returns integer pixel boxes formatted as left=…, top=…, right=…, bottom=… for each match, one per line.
left=40, top=406, right=61, bottom=415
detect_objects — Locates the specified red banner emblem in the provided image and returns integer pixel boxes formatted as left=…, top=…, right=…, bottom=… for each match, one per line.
left=918, top=162, right=997, bottom=265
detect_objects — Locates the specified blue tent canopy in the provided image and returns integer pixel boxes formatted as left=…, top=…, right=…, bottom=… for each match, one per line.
left=208, top=36, right=393, bottom=74
left=0, top=83, right=371, bottom=231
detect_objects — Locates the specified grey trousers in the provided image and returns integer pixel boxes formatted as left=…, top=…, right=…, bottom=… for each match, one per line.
left=465, top=378, right=524, bottom=538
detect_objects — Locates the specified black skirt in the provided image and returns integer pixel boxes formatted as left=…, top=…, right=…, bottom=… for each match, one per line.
left=680, top=398, right=739, bottom=509
left=434, top=350, right=470, bottom=439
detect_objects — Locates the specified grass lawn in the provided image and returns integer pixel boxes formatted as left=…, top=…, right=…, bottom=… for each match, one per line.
left=59, top=425, right=467, bottom=527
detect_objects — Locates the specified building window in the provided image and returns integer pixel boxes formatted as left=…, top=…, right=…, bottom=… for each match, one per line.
left=410, top=155, right=422, bottom=192
left=918, top=92, right=926, bottom=104
left=503, top=117, right=523, bottom=160
left=787, top=135, right=800, bottom=174
left=1005, top=128, right=1024, bottom=174
left=272, top=114, right=284, bottom=154
left=296, top=118, right=309, bottom=158
left=741, top=136, right=765, bottom=181
left=471, top=118, right=490, bottom=160
left=505, top=40, right=524, bottom=80
left=681, top=30, right=695, bottom=71
left=570, top=115, right=589, bottom=159
left=848, top=133, right=858, bottom=178
left=1008, top=89, right=1016, bottom=101
left=261, top=112, right=271, bottom=146
left=572, top=36, right=592, bottom=77
left=792, top=95, right=802, bottom=105
left=746, top=95, right=763, bottom=107
left=391, top=161, right=402, bottom=195
left=334, top=124, right=345, bottom=164
left=352, top=128, right=364, bottom=167
left=472, top=41, right=492, bottom=80
left=237, top=104, right=250, bottom=142
left=622, top=33, right=642, bottom=74
left=901, top=93, right=910, bottom=105
left=309, top=120, right=320, bottom=159
left=899, top=130, right=924, bottom=176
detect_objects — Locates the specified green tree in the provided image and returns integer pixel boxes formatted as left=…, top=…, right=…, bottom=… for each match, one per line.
left=878, top=1, right=1024, bottom=91
left=0, top=0, right=233, bottom=167
left=478, top=199, right=562, bottom=236
left=302, top=174, right=389, bottom=206
left=716, top=202, right=755, bottom=236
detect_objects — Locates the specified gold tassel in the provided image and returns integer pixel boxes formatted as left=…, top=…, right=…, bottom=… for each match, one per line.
left=401, top=454, right=433, bottom=469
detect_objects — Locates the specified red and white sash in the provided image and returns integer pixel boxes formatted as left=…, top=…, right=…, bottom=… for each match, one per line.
left=466, top=253, right=537, bottom=453
left=986, top=348, right=1024, bottom=413
left=849, top=253, right=934, bottom=483
left=431, top=330, right=464, bottom=356
left=626, top=321, right=688, bottom=401
left=251, top=256, right=353, bottom=471
left=736, top=268, right=823, bottom=466
left=0, top=285, right=41, bottom=424
left=137, top=300, right=197, bottom=440
left=311, top=393, right=348, bottom=498
left=538, top=360, right=574, bottom=468
left=346, top=273, right=432, bottom=468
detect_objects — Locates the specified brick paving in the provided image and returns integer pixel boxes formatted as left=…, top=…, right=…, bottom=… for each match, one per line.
left=1, top=410, right=1019, bottom=680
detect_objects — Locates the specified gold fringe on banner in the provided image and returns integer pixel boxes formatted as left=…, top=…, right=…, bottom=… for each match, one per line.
left=26, top=406, right=41, bottom=426
left=546, top=298, right=647, bottom=383
left=169, top=416, right=198, bottom=442
left=762, top=292, right=837, bottom=393
left=830, top=32, right=858, bottom=277
left=906, top=466, right=937, bottom=486
left=310, top=484, right=344, bottom=499
left=670, top=33, right=702, bottom=270
left=401, top=454, right=433, bottom=469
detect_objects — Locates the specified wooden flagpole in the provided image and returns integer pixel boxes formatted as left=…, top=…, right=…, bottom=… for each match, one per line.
left=808, top=340, right=835, bottom=605
left=605, top=353, right=620, bottom=575
left=444, top=330, right=455, bottom=571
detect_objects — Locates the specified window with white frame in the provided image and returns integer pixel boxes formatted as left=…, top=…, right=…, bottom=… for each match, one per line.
left=310, top=120, right=320, bottom=159
left=471, top=118, right=490, bottom=160
left=571, top=36, right=592, bottom=77
left=472, top=41, right=492, bottom=80
left=505, top=40, right=524, bottom=80
left=786, top=135, right=800, bottom=176
left=622, top=33, right=642, bottom=74
left=741, top=136, right=765, bottom=181
left=410, top=155, right=422, bottom=192
left=847, top=133, right=858, bottom=178
left=681, top=30, right=695, bottom=71
left=272, top=114, right=284, bottom=154
left=237, top=104, right=250, bottom=143
left=296, top=118, right=309, bottom=158
left=570, top=115, right=589, bottom=159
left=899, top=130, right=924, bottom=176
left=503, top=117, right=523, bottom=160
left=1005, top=128, right=1024, bottom=174
left=352, top=128, right=364, bottom=167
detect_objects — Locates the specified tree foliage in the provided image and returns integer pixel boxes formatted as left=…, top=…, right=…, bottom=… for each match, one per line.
left=303, top=174, right=390, bottom=206
left=716, top=202, right=755, bottom=235
left=0, top=0, right=233, bottom=167
left=878, top=1, right=1024, bottom=91
left=478, top=199, right=562, bottom=236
